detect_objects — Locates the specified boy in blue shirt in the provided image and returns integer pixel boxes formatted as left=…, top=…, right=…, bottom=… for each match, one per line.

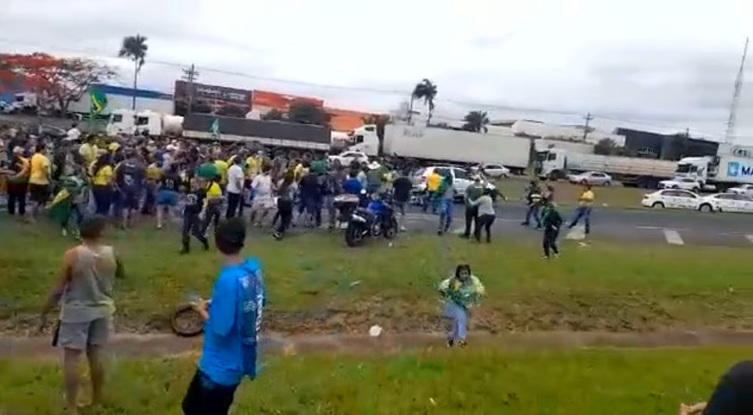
left=182, top=217, right=266, bottom=415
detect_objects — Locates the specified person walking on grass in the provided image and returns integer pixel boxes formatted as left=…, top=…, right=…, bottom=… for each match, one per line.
left=541, top=198, right=563, bottom=259
left=113, top=149, right=146, bottom=229
left=521, top=180, right=542, bottom=228
left=182, top=218, right=266, bottom=415
left=28, top=142, right=52, bottom=222
left=180, top=178, right=210, bottom=254
left=40, top=216, right=124, bottom=415
left=438, top=264, right=485, bottom=348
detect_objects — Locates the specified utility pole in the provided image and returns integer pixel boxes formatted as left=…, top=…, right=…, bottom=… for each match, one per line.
left=181, top=64, right=199, bottom=115
left=582, top=112, right=594, bottom=141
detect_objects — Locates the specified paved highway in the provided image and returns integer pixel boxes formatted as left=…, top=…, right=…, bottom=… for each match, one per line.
left=401, top=203, right=753, bottom=248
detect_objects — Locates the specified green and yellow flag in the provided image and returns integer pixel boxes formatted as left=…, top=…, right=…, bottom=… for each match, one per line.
left=90, top=89, right=108, bottom=115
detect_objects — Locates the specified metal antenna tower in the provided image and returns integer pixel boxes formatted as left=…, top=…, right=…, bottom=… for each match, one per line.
left=724, top=37, right=748, bottom=144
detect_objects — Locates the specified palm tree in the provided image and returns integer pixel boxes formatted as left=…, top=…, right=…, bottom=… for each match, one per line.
left=463, top=110, right=490, bottom=133
left=408, top=79, right=437, bottom=125
left=118, top=34, right=148, bottom=110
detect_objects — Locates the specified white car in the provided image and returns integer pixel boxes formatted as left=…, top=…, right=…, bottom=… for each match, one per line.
left=329, top=151, right=369, bottom=166
left=412, top=165, right=494, bottom=199
left=697, top=193, right=753, bottom=213
left=641, top=189, right=701, bottom=210
left=658, top=177, right=701, bottom=192
left=728, top=184, right=753, bottom=195
left=478, top=163, right=510, bottom=179
left=567, top=171, right=612, bottom=186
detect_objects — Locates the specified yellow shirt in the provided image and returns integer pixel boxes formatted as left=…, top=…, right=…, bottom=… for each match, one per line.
left=426, top=173, right=442, bottom=192
left=93, top=165, right=114, bottom=186
left=204, top=181, right=223, bottom=207
left=293, top=163, right=305, bottom=181
left=8, top=157, right=29, bottom=183
left=78, top=143, right=99, bottom=165
left=214, top=160, right=229, bottom=185
left=146, top=163, right=162, bottom=181
left=29, top=153, right=51, bottom=185
left=245, top=156, right=262, bottom=178
left=579, top=190, right=595, bottom=206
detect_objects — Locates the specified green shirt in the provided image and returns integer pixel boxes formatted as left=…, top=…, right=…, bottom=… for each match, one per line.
left=465, top=184, right=484, bottom=204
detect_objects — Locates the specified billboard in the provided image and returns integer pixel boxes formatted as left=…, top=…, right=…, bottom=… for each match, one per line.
left=173, top=80, right=252, bottom=117
left=252, top=90, right=324, bottom=113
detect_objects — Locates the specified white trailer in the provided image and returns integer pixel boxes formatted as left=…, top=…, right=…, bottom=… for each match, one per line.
left=537, top=148, right=677, bottom=188
left=675, top=144, right=753, bottom=191
left=350, top=124, right=532, bottom=172
left=106, top=109, right=183, bottom=137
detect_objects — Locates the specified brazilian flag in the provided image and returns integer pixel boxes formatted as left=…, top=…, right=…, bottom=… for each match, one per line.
left=90, top=89, right=108, bottom=115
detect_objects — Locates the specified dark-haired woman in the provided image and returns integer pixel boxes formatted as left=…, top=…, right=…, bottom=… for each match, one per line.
left=438, top=264, right=485, bottom=347
left=90, top=154, right=114, bottom=216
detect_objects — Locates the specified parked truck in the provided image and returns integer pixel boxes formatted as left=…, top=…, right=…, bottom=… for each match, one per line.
left=536, top=148, right=676, bottom=188
left=350, top=124, right=532, bottom=173
left=107, top=109, right=183, bottom=137
left=673, top=144, right=753, bottom=192
left=181, top=113, right=331, bottom=151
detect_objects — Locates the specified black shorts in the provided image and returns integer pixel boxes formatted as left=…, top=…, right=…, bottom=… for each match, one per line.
left=182, top=370, right=238, bottom=415
left=120, top=189, right=140, bottom=210
left=28, top=184, right=50, bottom=204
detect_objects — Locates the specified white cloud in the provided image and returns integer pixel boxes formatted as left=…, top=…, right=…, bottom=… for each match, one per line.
left=1, top=0, right=752, bottom=141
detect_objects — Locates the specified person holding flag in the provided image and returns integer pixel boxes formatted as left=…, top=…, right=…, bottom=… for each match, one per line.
left=48, top=170, right=87, bottom=239
left=438, top=264, right=485, bottom=347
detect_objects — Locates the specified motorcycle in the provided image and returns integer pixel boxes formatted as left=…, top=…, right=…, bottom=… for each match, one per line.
left=332, top=193, right=361, bottom=229
left=345, top=196, right=398, bottom=247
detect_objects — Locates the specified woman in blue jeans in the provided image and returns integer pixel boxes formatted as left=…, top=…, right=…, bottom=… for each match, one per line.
left=438, top=264, right=486, bottom=347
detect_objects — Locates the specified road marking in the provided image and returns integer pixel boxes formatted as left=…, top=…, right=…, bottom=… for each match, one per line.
left=663, top=229, right=684, bottom=245
left=746, top=235, right=753, bottom=244
left=565, top=226, right=586, bottom=240
left=636, top=225, right=663, bottom=230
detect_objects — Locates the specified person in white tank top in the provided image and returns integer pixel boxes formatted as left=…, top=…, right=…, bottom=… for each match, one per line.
left=40, top=216, right=124, bottom=415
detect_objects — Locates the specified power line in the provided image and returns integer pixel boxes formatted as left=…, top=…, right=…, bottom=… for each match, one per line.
left=0, top=36, right=734, bottom=137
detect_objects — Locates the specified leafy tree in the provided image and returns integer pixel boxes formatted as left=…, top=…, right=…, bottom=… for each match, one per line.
left=462, top=110, right=490, bottom=133
left=0, top=53, right=116, bottom=114
left=117, top=34, right=148, bottom=110
left=262, top=109, right=286, bottom=121
left=287, top=101, right=330, bottom=126
left=409, top=79, right=437, bottom=125
left=594, top=138, right=620, bottom=155
left=362, top=114, right=390, bottom=156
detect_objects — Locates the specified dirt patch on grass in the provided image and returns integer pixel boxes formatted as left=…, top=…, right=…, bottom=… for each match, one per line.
left=2, top=291, right=752, bottom=337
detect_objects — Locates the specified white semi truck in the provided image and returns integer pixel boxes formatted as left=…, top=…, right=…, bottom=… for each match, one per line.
left=674, top=144, right=753, bottom=191
left=106, top=109, right=183, bottom=137
left=350, top=124, right=533, bottom=174
left=536, top=148, right=677, bottom=188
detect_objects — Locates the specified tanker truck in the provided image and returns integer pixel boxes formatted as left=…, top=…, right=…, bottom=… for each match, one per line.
left=106, top=109, right=183, bottom=137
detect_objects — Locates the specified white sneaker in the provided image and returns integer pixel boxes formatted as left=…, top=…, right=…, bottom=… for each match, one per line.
left=61, top=229, right=67, bottom=236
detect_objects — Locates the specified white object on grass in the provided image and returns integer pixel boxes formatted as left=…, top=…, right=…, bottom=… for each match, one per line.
left=663, top=229, right=684, bottom=245
left=369, top=325, right=383, bottom=337
left=565, top=226, right=586, bottom=240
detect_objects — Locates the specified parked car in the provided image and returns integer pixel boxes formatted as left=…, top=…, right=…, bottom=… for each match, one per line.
left=328, top=150, right=368, bottom=166
left=477, top=163, right=510, bottom=179
left=641, top=189, right=701, bottom=210
left=697, top=193, right=753, bottom=213
left=728, top=184, right=753, bottom=196
left=567, top=171, right=612, bottom=186
left=658, top=177, right=701, bottom=192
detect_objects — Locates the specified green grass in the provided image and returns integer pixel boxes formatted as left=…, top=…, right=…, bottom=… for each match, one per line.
left=0, top=346, right=744, bottom=415
left=2, top=218, right=752, bottom=334
left=496, top=177, right=648, bottom=209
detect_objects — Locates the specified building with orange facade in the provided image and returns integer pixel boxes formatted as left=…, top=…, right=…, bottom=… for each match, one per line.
left=250, top=89, right=383, bottom=133
left=252, top=90, right=324, bottom=114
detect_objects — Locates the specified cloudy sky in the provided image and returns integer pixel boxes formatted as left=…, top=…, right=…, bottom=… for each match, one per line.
left=2, top=0, right=752, bottom=141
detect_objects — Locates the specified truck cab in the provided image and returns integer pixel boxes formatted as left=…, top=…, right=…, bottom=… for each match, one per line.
left=107, top=109, right=168, bottom=137
left=535, top=148, right=567, bottom=179
left=349, top=124, right=379, bottom=156
left=674, top=156, right=713, bottom=184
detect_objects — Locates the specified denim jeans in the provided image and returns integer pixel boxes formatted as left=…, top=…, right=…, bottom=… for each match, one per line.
left=523, top=204, right=541, bottom=227
left=438, top=199, right=453, bottom=233
left=570, top=206, right=592, bottom=234
left=444, top=302, right=468, bottom=342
